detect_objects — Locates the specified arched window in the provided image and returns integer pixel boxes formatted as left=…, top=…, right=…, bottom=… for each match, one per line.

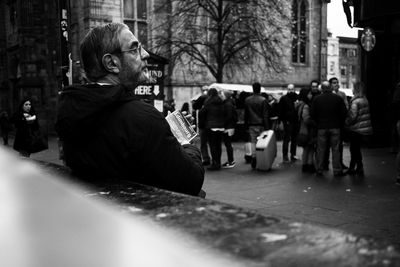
left=292, top=0, right=307, bottom=64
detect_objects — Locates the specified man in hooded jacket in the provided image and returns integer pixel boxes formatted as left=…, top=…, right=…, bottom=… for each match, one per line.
left=55, top=23, right=204, bottom=196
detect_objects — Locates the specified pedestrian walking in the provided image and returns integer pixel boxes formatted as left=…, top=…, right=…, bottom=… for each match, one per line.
left=0, top=110, right=11, bottom=146
left=192, top=88, right=211, bottom=166
left=199, top=88, right=225, bottom=170
left=311, top=81, right=347, bottom=177
left=12, top=99, right=40, bottom=157
left=244, top=82, right=270, bottom=169
left=221, top=90, right=238, bottom=168
left=345, top=82, right=373, bottom=176
left=278, top=84, right=299, bottom=162
left=55, top=23, right=204, bottom=197
left=297, top=88, right=316, bottom=173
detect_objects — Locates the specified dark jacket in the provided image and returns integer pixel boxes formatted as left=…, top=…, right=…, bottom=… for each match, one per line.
left=310, top=91, right=347, bottom=129
left=199, top=95, right=224, bottom=129
left=223, top=98, right=238, bottom=129
left=278, top=92, right=298, bottom=123
left=12, top=110, right=39, bottom=152
left=244, top=94, right=270, bottom=129
left=55, top=84, right=204, bottom=196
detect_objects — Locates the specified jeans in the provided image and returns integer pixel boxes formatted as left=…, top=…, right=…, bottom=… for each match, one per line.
left=282, top=121, right=298, bottom=158
left=302, top=144, right=315, bottom=166
left=199, top=128, right=210, bottom=162
left=223, top=131, right=234, bottom=163
left=316, top=128, right=341, bottom=173
left=207, top=129, right=223, bottom=167
left=248, top=126, right=265, bottom=158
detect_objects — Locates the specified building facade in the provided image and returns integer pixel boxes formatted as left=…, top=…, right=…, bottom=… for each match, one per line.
left=168, top=0, right=330, bottom=110
left=0, top=0, right=65, bottom=132
left=0, top=0, right=330, bottom=131
left=338, top=37, right=361, bottom=90
left=351, top=0, right=400, bottom=145
left=327, top=35, right=361, bottom=90
left=327, top=35, right=340, bottom=82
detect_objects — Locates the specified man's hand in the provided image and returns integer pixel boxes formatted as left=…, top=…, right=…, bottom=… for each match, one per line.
left=181, top=111, right=196, bottom=131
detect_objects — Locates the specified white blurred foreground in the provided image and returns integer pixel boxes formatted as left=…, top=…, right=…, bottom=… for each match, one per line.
left=0, top=147, right=242, bottom=267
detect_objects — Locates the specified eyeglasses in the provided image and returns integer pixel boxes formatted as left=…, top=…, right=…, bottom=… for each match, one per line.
left=120, top=43, right=143, bottom=57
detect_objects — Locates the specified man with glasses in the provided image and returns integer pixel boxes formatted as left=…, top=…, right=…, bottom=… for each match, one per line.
left=55, top=23, right=205, bottom=197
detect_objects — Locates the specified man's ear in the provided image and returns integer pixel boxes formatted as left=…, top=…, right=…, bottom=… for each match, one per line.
left=102, top=54, right=120, bottom=74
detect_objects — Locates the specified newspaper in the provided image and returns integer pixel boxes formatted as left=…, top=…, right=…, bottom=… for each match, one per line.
left=166, top=110, right=197, bottom=144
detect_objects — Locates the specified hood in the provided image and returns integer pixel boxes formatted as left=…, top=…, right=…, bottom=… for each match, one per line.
left=55, top=84, right=135, bottom=142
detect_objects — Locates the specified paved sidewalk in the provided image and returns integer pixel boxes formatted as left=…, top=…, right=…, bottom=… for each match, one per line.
left=203, top=141, right=400, bottom=247
left=7, top=135, right=400, bottom=247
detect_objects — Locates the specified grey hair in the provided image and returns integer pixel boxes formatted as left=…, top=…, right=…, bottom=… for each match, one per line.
left=80, top=23, right=128, bottom=81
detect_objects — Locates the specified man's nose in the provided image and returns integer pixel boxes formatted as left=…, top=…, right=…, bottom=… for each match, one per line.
left=141, top=47, right=150, bottom=60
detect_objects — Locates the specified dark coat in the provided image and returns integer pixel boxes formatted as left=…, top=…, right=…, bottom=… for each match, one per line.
left=55, top=84, right=204, bottom=196
left=278, top=92, right=298, bottom=123
left=12, top=111, right=39, bottom=152
left=310, top=91, right=347, bottom=129
left=244, top=94, right=270, bottom=129
left=199, top=95, right=224, bottom=129
left=223, top=98, right=238, bottom=129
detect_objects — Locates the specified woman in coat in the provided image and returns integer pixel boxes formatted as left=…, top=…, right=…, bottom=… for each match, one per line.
left=345, top=82, right=373, bottom=175
left=12, top=99, right=39, bottom=157
left=297, top=88, right=316, bottom=173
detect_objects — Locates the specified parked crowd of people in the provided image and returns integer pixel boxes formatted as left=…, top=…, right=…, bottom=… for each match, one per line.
left=190, top=77, right=382, bottom=182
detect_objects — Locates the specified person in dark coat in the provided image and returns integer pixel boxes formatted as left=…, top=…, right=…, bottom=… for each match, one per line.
left=55, top=23, right=204, bottom=197
left=199, top=88, right=225, bottom=170
left=221, top=90, right=238, bottom=168
left=0, top=110, right=11, bottom=145
left=278, top=84, right=299, bottom=162
left=192, top=89, right=211, bottom=165
left=310, top=81, right=347, bottom=177
left=12, top=99, right=39, bottom=157
left=244, top=82, right=270, bottom=169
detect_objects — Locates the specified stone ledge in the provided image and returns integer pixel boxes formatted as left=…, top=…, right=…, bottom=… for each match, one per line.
left=35, top=161, right=400, bottom=266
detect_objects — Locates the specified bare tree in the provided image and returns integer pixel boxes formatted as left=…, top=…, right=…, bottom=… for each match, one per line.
left=151, top=0, right=290, bottom=83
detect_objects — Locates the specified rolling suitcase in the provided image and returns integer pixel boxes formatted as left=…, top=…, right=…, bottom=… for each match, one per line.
left=255, top=130, right=277, bottom=171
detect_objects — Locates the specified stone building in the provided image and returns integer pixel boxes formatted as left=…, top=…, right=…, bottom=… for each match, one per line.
left=168, top=0, right=330, bottom=110
left=338, top=37, right=361, bottom=90
left=327, top=35, right=361, bottom=90
left=327, top=34, right=340, bottom=82
left=0, top=0, right=330, bottom=131
left=0, top=0, right=64, bottom=132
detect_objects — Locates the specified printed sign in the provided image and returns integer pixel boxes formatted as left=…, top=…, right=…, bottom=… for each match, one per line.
left=166, top=111, right=197, bottom=144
